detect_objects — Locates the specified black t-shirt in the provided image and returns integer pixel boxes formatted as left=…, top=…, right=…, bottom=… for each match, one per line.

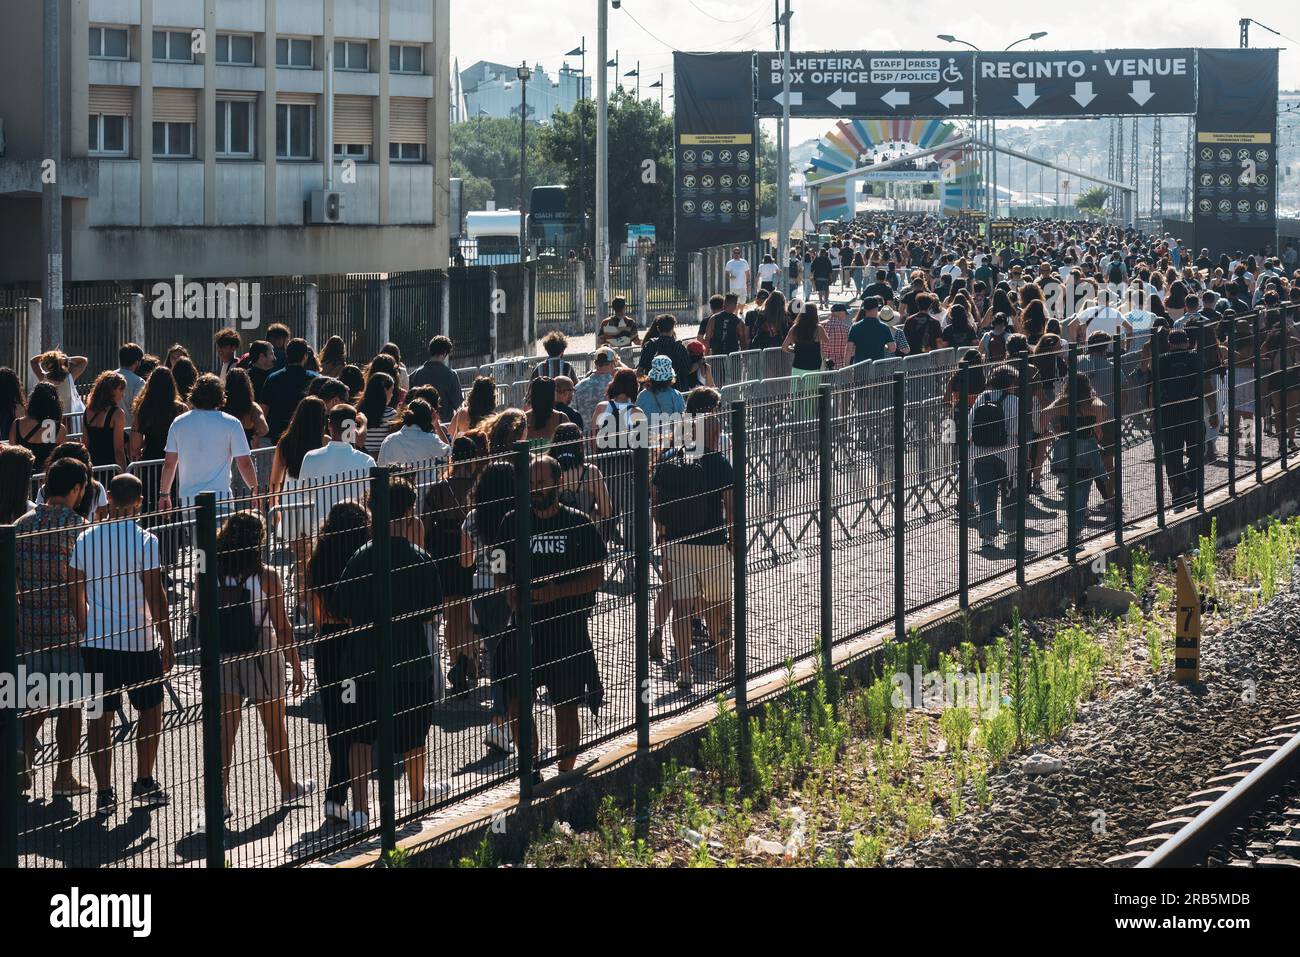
left=904, top=315, right=942, bottom=354
left=864, top=281, right=895, bottom=303
left=261, top=365, right=320, bottom=442
left=638, top=335, right=692, bottom=382
left=331, top=537, right=442, bottom=686
left=810, top=256, right=834, bottom=280
left=707, top=311, right=743, bottom=354
left=653, top=449, right=734, bottom=546
left=498, top=505, right=607, bottom=621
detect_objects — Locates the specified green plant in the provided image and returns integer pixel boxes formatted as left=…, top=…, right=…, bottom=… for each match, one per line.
left=383, top=847, right=412, bottom=868
left=1130, top=547, right=1152, bottom=596
left=1191, top=519, right=1218, bottom=596
left=939, top=706, right=974, bottom=755
left=457, top=836, right=494, bottom=869
left=1145, top=619, right=1164, bottom=674
left=977, top=706, right=1017, bottom=765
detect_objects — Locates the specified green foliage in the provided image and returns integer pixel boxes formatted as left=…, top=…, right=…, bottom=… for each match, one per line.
left=699, top=695, right=741, bottom=791
left=456, top=836, right=493, bottom=869
left=596, top=795, right=652, bottom=867
left=1019, top=622, right=1105, bottom=741
left=1076, top=186, right=1110, bottom=213
left=977, top=706, right=1017, bottom=766
left=451, top=116, right=565, bottom=211
left=382, top=847, right=411, bottom=868
left=939, top=705, right=973, bottom=755
left=1191, top=518, right=1218, bottom=596
left=1130, top=547, right=1152, bottom=596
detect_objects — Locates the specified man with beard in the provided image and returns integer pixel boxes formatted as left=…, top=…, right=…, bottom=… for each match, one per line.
left=497, top=455, right=607, bottom=777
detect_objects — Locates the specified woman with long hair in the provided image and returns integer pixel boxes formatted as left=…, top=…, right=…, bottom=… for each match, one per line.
left=130, top=366, right=187, bottom=466
left=485, top=408, right=528, bottom=454
left=9, top=382, right=66, bottom=473
left=163, top=344, right=191, bottom=370
left=460, top=460, right=518, bottom=754
left=171, top=356, right=198, bottom=403
left=377, top=397, right=450, bottom=468
left=450, top=375, right=497, bottom=437
left=270, top=395, right=328, bottom=580
left=0, top=445, right=35, bottom=523
left=0, top=367, right=26, bottom=443
left=81, top=371, right=128, bottom=470
left=357, top=371, right=397, bottom=456
left=1041, top=370, right=1111, bottom=532
left=366, top=353, right=405, bottom=406
left=379, top=342, right=409, bottom=393
left=319, top=336, right=347, bottom=379
left=783, top=303, right=829, bottom=411
left=212, top=511, right=311, bottom=810
left=524, top=376, right=567, bottom=447
left=306, top=500, right=372, bottom=829
left=39, top=442, right=108, bottom=520
left=222, top=367, right=269, bottom=449
left=425, top=436, right=481, bottom=696
left=940, top=303, right=979, bottom=351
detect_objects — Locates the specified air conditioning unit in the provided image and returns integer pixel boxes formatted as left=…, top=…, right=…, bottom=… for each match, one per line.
left=308, top=190, right=345, bottom=224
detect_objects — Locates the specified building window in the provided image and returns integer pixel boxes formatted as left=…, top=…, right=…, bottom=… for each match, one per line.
left=333, top=40, right=369, bottom=72
left=88, top=114, right=130, bottom=156
left=275, top=37, right=313, bottom=69
left=334, top=143, right=371, bottom=161
left=89, top=26, right=130, bottom=60
left=389, top=44, right=423, bottom=74
left=389, top=143, right=425, bottom=162
left=216, top=100, right=255, bottom=157
left=152, top=121, right=194, bottom=158
left=276, top=103, right=315, bottom=159
left=152, top=30, right=194, bottom=63
left=216, top=33, right=255, bottom=66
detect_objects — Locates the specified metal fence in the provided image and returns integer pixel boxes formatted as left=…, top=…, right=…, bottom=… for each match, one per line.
left=3, top=306, right=1296, bottom=869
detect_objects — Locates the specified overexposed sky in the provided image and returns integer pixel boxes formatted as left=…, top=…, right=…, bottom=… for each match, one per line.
left=452, top=0, right=1299, bottom=140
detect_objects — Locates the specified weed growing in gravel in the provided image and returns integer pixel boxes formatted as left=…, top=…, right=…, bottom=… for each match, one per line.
left=1192, top=519, right=1219, bottom=598
left=1130, top=547, right=1152, bottom=596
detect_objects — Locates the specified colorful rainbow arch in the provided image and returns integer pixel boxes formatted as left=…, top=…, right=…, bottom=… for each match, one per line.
left=805, top=117, right=979, bottom=221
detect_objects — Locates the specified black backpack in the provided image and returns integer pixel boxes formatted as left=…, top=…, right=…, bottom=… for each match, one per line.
left=971, top=395, right=1008, bottom=448
left=1159, top=350, right=1200, bottom=418
left=654, top=449, right=713, bottom=539
left=214, top=579, right=261, bottom=655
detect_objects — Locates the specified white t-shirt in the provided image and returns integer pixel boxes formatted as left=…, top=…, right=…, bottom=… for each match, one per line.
left=377, top=425, right=451, bottom=468
left=299, top=440, right=376, bottom=523
left=725, top=258, right=749, bottom=292
left=1071, top=305, right=1126, bottom=337
left=757, top=262, right=780, bottom=285
left=164, top=409, right=251, bottom=503
left=70, top=519, right=161, bottom=652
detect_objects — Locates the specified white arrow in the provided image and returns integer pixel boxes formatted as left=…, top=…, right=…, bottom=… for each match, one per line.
left=1129, top=80, right=1154, bottom=106
left=772, top=90, right=803, bottom=108
left=880, top=88, right=910, bottom=110
left=934, top=87, right=964, bottom=109
left=826, top=88, right=857, bottom=109
left=1070, top=81, right=1097, bottom=108
left=1013, top=83, right=1038, bottom=109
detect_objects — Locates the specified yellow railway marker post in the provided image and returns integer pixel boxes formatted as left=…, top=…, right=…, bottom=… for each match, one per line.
left=1174, top=556, right=1201, bottom=683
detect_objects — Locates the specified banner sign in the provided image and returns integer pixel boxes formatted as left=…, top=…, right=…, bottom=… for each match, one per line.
left=974, top=49, right=1195, bottom=117
left=756, top=51, right=975, bottom=118
left=674, top=52, right=757, bottom=251
left=1193, top=49, right=1278, bottom=257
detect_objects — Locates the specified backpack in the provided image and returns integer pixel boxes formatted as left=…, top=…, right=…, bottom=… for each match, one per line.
left=711, top=313, right=739, bottom=354
left=970, top=395, right=1008, bottom=448
left=1159, top=350, right=1200, bottom=418
left=188, top=576, right=261, bottom=654
left=789, top=260, right=800, bottom=279
left=654, top=449, right=713, bottom=539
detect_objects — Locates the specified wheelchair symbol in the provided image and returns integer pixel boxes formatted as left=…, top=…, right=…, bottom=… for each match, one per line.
left=942, top=58, right=963, bottom=83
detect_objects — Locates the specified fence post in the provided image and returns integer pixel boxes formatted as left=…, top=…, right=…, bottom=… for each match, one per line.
left=818, top=385, right=834, bottom=691
left=634, top=255, right=648, bottom=330
left=1197, top=325, right=1208, bottom=511
left=1227, top=315, right=1238, bottom=496
left=730, top=401, right=750, bottom=782
left=893, top=372, right=906, bottom=645
left=1112, top=336, right=1124, bottom=546
left=488, top=268, right=500, bottom=362
left=194, top=492, right=225, bottom=867
left=1281, top=311, right=1290, bottom=471
left=523, top=262, right=536, bottom=348
left=691, top=253, right=706, bottom=326
left=129, top=292, right=147, bottom=351
left=957, top=364, right=970, bottom=606
left=633, top=444, right=651, bottom=754
left=368, top=468, right=398, bottom=857
left=1151, top=332, right=1167, bottom=527
left=511, top=442, right=536, bottom=800
left=1066, top=344, right=1079, bottom=558
left=0, top=524, right=17, bottom=869
left=377, top=278, right=392, bottom=350
left=23, top=300, right=42, bottom=391
left=303, top=282, right=320, bottom=353
left=572, top=260, right=586, bottom=333
left=439, top=272, right=451, bottom=339
left=1254, top=311, right=1264, bottom=483
left=1016, top=355, right=1029, bottom=587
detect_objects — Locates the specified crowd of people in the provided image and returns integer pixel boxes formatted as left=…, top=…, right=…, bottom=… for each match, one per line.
left=6, top=213, right=1300, bottom=837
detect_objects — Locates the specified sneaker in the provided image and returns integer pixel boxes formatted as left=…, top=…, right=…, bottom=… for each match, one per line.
left=412, top=779, right=451, bottom=807
left=281, top=780, right=316, bottom=806
left=677, top=673, right=694, bottom=692
left=691, top=617, right=708, bottom=645
left=323, top=799, right=348, bottom=823
left=346, top=809, right=370, bottom=831
left=95, top=787, right=117, bottom=818
left=483, top=723, right=515, bottom=755
left=131, top=777, right=170, bottom=808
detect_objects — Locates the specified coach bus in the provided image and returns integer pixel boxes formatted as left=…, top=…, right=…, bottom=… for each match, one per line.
left=527, top=184, right=584, bottom=251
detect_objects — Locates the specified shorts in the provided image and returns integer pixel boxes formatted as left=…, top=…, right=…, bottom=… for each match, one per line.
left=220, top=645, right=287, bottom=703
left=814, top=279, right=830, bottom=293
left=497, top=612, right=602, bottom=712
left=81, top=647, right=165, bottom=714
left=664, top=542, right=731, bottom=603
left=392, top=682, right=434, bottom=755
left=760, top=281, right=775, bottom=292
left=20, top=645, right=85, bottom=710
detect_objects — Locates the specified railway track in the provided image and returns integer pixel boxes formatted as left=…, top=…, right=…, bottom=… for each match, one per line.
left=1108, top=715, right=1300, bottom=868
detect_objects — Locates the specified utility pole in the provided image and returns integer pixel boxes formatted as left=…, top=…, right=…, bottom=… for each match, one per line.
left=517, top=63, right=531, bottom=260
left=42, top=0, right=63, bottom=350
left=777, top=0, right=791, bottom=269
left=596, top=0, right=610, bottom=317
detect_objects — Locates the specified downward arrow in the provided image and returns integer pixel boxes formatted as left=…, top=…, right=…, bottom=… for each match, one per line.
left=934, top=87, right=964, bottom=109
left=1070, top=81, right=1096, bottom=108
left=772, top=90, right=803, bottom=108
left=1129, top=80, right=1154, bottom=106
left=827, top=88, right=857, bottom=109
left=1013, top=83, right=1038, bottom=109
left=880, top=88, right=910, bottom=110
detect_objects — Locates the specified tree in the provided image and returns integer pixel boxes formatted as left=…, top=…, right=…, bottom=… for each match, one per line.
left=450, top=116, right=564, bottom=210
left=537, top=89, right=674, bottom=241
left=1076, top=186, right=1109, bottom=215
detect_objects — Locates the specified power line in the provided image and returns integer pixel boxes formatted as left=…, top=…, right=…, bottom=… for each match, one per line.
left=619, top=7, right=678, bottom=51
left=684, top=0, right=766, bottom=24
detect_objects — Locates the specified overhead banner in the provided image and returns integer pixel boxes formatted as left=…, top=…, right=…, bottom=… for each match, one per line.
left=674, top=52, right=757, bottom=251
left=1193, top=48, right=1278, bottom=258
left=974, top=49, right=1195, bottom=117
left=756, top=51, right=975, bottom=118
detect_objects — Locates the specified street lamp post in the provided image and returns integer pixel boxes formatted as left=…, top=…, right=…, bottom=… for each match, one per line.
left=567, top=40, right=590, bottom=249
left=777, top=1, right=792, bottom=270
left=517, top=62, right=531, bottom=261
left=596, top=1, right=610, bottom=317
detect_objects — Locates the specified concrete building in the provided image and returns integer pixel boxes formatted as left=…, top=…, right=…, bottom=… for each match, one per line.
left=0, top=0, right=451, bottom=283
left=458, top=60, right=588, bottom=123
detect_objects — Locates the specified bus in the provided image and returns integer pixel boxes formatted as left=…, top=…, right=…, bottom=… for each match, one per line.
left=462, top=209, right=521, bottom=264
left=527, top=184, right=584, bottom=251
